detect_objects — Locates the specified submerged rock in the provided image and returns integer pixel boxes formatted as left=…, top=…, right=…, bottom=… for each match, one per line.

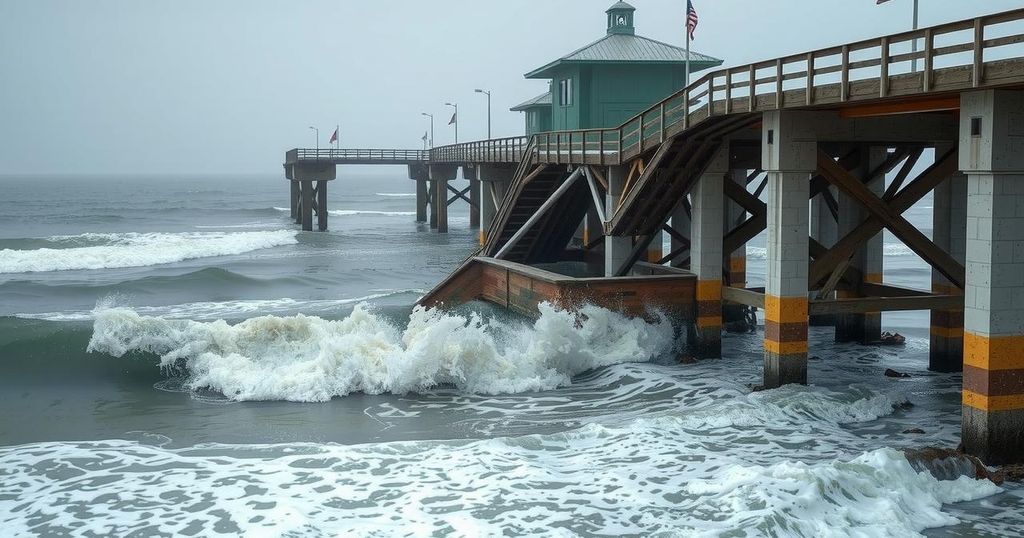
left=902, top=428, right=926, bottom=434
left=885, top=368, right=912, bottom=378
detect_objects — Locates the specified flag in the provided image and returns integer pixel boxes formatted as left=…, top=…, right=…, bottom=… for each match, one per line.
left=329, top=128, right=338, bottom=144
left=422, top=132, right=428, bottom=142
left=686, top=0, right=698, bottom=41
left=448, top=112, right=457, bottom=125
left=876, top=0, right=892, bottom=4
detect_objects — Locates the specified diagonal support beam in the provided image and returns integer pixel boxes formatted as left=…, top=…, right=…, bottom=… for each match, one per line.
left=447, top=185, right=473, bottom=206
left=814, top=147, right=964, bottom=289
left=615, top=233, right=656, bottom=277
left=495, top=168, right=584, bottom=259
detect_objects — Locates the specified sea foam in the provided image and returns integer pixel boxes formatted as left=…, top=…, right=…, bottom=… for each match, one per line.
left=0, top=231, right=298, bottom=273
left=87, top=303, right=675, bottom=400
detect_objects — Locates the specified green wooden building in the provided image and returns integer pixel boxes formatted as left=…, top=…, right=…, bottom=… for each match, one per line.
left=512, top=1, right=722, bottom=135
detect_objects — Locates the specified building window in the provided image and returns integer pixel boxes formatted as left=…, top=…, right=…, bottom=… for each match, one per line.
left=559, top=78, right=573, bottom=107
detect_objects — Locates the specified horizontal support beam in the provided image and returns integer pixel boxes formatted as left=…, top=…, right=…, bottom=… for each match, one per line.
left=809, top=294, right=963, bottom=315
left=722, top=286, right=765, bottom=309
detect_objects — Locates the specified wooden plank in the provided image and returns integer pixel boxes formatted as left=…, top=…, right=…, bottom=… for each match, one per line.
left=973, top=18, right=984, bottom=87
left=882, top=147, right=924, bottom=200
left=860, top=282, right=933, bottom=297
left=809, top=295, right=963, bottom=315
left=815, top=148, right=965, bottom=288
left=722, top=286, right=766, bottom=309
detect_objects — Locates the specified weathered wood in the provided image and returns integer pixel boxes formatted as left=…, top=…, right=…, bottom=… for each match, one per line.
left=813, top=147, right=964, bottom=288
left=882, top=147, right=924, bottom=200
left=495, top=168, right=584, bottom=259
left=860, top=282, right=933, bottom=298
left=809, top=294, right=963, bottom=315
left=722, top=286, right=766, bottom=309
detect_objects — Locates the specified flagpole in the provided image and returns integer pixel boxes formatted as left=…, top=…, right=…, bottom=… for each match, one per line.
left=685, top=33, right=691, bottom=88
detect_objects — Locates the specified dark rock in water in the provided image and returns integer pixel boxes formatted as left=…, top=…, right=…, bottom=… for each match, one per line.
left=903, top=447, right=1000, bottom=484
left=885, top=368, right=911, bottom=378
left=678, top=354, right=697, bottom=365
left=750, top=384, right=768, bottom=393
left=903, top=428, right=926, bottom=434
left=992, top=464, right=1024, bottom=483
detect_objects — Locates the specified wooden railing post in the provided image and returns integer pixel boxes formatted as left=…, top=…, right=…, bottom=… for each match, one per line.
left=841, top=45, right=849, bottom=102
left=725, top=70, right=732, bottom=114
left=973, top=18, right=984, bottom=87
left=659, top=103, right=666, bottom=143
left=880, top=36, right=890, bottom=97
left=748, top=64, right=756, bottom=112
left=683, top=89, right=690, bottom=129
left=775, top=58, right=784, bottom=109
left=805, top=52, right=814, bottom=106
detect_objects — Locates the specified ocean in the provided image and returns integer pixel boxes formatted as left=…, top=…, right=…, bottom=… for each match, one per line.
left=0, top=171, right=1021, bottom=537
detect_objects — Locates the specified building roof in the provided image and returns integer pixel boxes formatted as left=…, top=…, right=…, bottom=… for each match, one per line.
left=606, top=1, right=635, bottom=12
left=510, top=91, right=552, bottom=111
left=525, top=33, right=723, bottom=79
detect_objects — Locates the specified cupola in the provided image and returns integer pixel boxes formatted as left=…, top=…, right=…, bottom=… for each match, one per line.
left=606, top=1, right=636, bottom=36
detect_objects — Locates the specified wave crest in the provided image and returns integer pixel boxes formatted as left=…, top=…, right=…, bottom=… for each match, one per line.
left=0, top=231, right=298, bottom=273
left=86, top=303, right=675, bottom=401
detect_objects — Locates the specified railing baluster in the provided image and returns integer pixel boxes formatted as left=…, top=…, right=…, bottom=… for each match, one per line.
left=806, top=53, right=814, bottom=106
left=775, top=58, right=783, bottom=109
left=659, top=102, right=666, bottom=142
left=841, top=45, right=849, bottom=102
left=973, top=17, right=984, bottom=87
left=748, top=64, right=756, bottom=112
left=880, top=36, right=889, bottom=97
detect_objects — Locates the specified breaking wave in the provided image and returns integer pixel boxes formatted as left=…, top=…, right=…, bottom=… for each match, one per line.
left=86, top=303, right=675, bottom=401
left=0, top=231, right=299, bottom=273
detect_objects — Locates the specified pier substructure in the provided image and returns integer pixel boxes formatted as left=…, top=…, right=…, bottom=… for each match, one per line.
left=960, top=89, right=1024, bottom=465
left=930, top=148, right=967, bottom=372
left=725, top=169, right=748, bottom=289
left=429, top=165, right=457, bottom=233
left=410, top=164, right=430, bottom=223
left=835, top=147, right=887, bottom=343
left=647, top=229, right=663, bottom=263
left=670, top=199, right=691, bottom=269
left=605, top=165, right=631, bottom=277
left=584, top=207, right=603, bottom=251
left=691, top=144, right=729, bottom=358
left=479, top=165, right=514, bottom=246
left=762, top=111, right=815, bottom=388
left=464, top=166, right=480, bottom=228
left=289, top=163, right=336, bottom=232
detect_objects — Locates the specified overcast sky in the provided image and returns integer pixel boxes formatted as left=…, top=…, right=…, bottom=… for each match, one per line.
left=0, top=0, right=1019, bottom=176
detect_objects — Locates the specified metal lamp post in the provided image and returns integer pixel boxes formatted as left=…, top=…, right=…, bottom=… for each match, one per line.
left=421, top=112, right=434, bottom=148
left=308, top=126, right=319, bottom=157
left=445, top=102, right=459, bottom=144
left=474, top=89, right=492, bottom=140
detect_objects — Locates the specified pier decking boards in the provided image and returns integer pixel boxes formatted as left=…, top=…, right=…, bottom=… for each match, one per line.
left=284, top=8, right=1024, bottom=464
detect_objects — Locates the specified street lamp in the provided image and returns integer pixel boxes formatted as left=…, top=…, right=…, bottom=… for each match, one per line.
left=421, top=112, right=434, bottom=148
left=475, top=89, right=492, bottom=140
left=308, top=126, right=319, bottom=154
left=445, top=102, right=459, bottom=144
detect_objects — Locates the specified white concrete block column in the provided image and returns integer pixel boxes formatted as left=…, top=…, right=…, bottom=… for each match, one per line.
left=690, top=144, right=729, bottom=358
left=605, top=165, right=631, bottom=276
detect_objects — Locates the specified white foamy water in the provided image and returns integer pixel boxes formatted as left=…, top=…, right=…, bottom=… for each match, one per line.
left=0, top=231, right=299, bottom=273
left=375, top=192, right=417, bottom=197
left=87, top=303, right=675, bottom=401
left=16, top=290, right=425, bottom=322
left=0, top=417, right=1001, bottom=537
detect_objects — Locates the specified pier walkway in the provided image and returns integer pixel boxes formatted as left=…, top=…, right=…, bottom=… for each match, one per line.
left=285, top=8, right=1024, bottom=464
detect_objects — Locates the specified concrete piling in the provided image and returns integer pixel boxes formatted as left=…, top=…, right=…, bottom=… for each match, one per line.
left=690, top=144, right=728, bottom=358
left=605, top=165, right=631, bottom=276
left=761, top=111, right=815, bottom=388
left=960, top=89, right=1024, bottom=465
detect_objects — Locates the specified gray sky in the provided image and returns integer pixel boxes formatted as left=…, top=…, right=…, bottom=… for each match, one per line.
left=0, top=0, right=1019, bottom=175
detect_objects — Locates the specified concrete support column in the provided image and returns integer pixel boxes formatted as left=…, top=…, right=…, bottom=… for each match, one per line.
left=584, top=206, right=603, bottom=248
left=465, top=166, right=480, bottom=228
left=960, top=89, right=1024, bottom=464
left=670, top=198, right=691, bottom=269
left=478, top=166, right=513, bottom=246
left=410, top=165, right=429, bottom=223
left=316, top=181, right=328, bottom=232
left=691, top=144, right=729, bottom=358
left=605, top=165, right=631, bottom=276
left=836, top=146, right=887, bottom=343
left=428, top=182, right=438, bottom=229
left=300, top=181, right=314, bottom=232
left=725, top=169, right=748, bottom=288
left=761, top=110, right=817, bottom=388
left=930, top=150, right=967, bottom=372
left=290, top=181, right=300, bottom=222
left=429, top=165, right=457, bottom=234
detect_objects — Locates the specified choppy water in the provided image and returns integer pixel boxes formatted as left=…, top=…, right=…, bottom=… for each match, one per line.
left=0, top=172, right=1021, bottom=537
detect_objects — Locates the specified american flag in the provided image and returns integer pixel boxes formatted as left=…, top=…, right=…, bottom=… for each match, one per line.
left=686, top=0, right=699, bottom=41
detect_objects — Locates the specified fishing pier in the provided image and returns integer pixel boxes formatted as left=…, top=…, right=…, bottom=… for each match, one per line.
left=284, top=5, right=1024, bottom=465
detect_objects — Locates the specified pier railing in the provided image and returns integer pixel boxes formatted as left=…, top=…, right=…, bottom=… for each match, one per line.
left=286, top=148, right=429, bottom=164
left=431, top=8, right=1024, bottom=168
left=428, top=136, right=528, bottom=164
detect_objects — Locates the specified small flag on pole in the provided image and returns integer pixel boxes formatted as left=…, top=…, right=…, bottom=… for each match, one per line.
left=448, top=112, right=457, bottom=125
left=422, top=132, right=428, bottom=142
left=329, top=128, right=339, bottom=144
left=686, top=0, right=699, bottom=41
left=876, top=0, right=892, bottom=4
